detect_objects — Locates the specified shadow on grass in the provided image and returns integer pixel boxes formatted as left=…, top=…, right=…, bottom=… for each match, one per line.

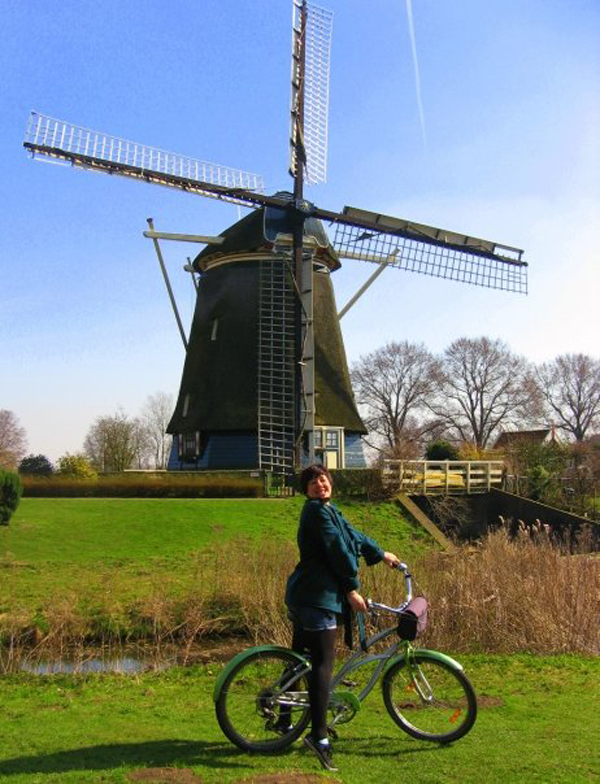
left=0, top=734, right=455, bottom=777
left=0, top=739, right=252, bottom=777
left=338, top=734, right=455, bottom=759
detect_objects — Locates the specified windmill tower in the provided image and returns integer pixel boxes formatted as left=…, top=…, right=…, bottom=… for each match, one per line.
left=23, top=0, right=528, bottom=476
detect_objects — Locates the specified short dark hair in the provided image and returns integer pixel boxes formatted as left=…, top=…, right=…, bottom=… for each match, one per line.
left=299, top=464, right=333, bottom=495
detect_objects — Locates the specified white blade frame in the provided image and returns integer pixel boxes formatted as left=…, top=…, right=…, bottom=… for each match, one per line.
left=290, top=1, right=333, bottom=186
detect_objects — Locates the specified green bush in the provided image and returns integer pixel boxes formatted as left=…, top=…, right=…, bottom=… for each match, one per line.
left=322, top=468, right=388, bottom=499
left=0, top=470, right=23, bottom=524
left=18, top=454, right=54, bottom=476
left=425, top=439, right=460, bottom=461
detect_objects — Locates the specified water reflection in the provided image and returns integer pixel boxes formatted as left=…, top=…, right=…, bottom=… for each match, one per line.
left=21, top=655, right=172, bottom=675
left=3, top=639, right=241, bottom=676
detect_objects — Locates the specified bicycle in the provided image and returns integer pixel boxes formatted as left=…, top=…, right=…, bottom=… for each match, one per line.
left=213, top=563, right=477, bottom=752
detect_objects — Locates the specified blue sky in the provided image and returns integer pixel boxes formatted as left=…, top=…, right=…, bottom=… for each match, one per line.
left=1, top=0, right=599, bottom=462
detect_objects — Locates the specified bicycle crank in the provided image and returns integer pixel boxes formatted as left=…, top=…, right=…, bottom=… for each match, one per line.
left=329, top=691, right=361, bottom=725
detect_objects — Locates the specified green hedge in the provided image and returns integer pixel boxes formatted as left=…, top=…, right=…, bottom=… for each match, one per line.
left=22, top=472, right=263, bottom=498
left=21, top=468, right=389, bottom=500
left=0, top=470, right=23, bottom=523
left=286, top=468, right=388, bottom=500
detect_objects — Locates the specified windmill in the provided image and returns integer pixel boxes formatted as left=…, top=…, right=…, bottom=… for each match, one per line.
left=23, top=0, right=527, bottom=475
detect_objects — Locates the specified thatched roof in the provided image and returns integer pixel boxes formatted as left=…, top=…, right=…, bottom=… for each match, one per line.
left=494, top=428, right=558, bottom=448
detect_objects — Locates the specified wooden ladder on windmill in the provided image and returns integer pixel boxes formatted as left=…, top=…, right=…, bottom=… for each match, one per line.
left=257, top=254, right=296, bottom=474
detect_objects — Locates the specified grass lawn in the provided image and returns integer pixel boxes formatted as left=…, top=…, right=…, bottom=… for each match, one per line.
left=0, top=497, right=431, bottom=620
left=0, top=654, right=598, bottom=783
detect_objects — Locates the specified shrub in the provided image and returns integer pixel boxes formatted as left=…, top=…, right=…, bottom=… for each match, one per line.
left=425, top=439, right=459, bottom=461
left=287, top=468, right=389, bottom=500
left=56, top=453, right=98, bottom=479
left=0, top=470, right=23, bottom=524
left=18, top=454, right=54, bottom=476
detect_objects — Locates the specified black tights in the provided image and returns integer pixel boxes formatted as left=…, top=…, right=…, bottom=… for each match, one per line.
left=292, top=624, right=337, bottom=741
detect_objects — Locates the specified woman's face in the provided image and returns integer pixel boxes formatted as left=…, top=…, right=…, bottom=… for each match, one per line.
left=306, top=473, right=332, bottom=500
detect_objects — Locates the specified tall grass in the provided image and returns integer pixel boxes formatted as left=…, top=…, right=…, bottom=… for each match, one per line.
left=1, top=526, right=598, bottom=671
left=416, top=524, right=599, bottom=655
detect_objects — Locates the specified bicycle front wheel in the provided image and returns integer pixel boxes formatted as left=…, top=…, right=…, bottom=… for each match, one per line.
left=382, top=653, right=477, bottom=743
left=215, top=649, right=311, bottom=752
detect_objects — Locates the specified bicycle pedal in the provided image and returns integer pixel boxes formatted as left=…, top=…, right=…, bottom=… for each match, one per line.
left=327, top=726, right=339, bottom=740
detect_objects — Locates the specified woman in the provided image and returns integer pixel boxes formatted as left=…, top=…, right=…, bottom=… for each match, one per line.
left=285, top=464, right=400, bottom=771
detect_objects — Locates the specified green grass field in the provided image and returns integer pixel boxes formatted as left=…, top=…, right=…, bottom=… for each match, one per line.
left=1, top=497, right=599, bottom=781
left=0, top=655, right=598, bottom=783
left=0, top=498, right=431, bottom=640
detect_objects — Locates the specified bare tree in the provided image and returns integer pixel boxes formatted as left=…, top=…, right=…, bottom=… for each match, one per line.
left=0, top=410, right=27, bottom=469
left=84, top=410, right=149, bottom=472
left=533, top=354, right=600, bottom=441
left=429, top=337, right=532, bottom=449
left=351, top=341, right=439, bottom=457
left=141, top=392, right=174, bottom=469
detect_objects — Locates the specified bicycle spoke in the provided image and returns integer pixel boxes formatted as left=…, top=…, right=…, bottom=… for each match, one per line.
left=216, top=650, right=311, bottom=752
left=383, top=654, right=477, bottom=742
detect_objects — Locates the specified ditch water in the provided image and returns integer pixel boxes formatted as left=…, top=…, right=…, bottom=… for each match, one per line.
left=3, top=639, right=242, bottom=676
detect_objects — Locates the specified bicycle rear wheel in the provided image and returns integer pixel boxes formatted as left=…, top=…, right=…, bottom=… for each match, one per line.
left=215, top=649, right=311, bottom=752
left=382, top=653, right=477, bottom=743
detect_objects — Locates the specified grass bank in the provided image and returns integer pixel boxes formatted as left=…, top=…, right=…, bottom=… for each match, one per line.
left=2, top=499, right=598, bottom=661
left=0, top=498, right=430, bottom=658
left=0, top=654, right=598, bottom=783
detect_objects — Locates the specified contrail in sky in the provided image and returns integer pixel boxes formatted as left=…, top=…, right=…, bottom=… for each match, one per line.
left=405, top=0, right=428, bottom=149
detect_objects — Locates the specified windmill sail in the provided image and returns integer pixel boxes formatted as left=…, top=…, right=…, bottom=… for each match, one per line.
left=24, top=112, right=264, bottom=206
left=329, top=206, right=527, bottom=294
left=290, top=1, right=333, bottom=185
left=23, top=111, right=527, bottom=293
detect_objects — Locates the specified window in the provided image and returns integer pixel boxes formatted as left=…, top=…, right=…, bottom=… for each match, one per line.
left=183, top=432, right=197, bottom=459
left=182, top=393, right=191, bottom=417
left=325, top=430, right=339, bottom=448
left=210, top=318, right=219, bottom=341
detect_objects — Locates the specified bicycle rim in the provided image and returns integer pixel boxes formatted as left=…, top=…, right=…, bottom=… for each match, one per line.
left=383, top=654, right=477, bottom=743
left=215, top=649, right=311, bottom=752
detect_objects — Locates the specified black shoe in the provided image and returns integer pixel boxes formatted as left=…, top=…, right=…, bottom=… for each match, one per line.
left=303, top=735, right=338, bottom=772
left=271, top=716, right=294, bottom=735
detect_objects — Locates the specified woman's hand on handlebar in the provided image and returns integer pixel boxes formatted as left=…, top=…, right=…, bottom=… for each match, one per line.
left=382, top=551, right=401, bottom=568
left=347, top=589, right=369, bottom=614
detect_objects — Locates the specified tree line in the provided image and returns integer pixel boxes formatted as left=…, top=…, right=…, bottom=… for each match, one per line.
left=350, top=337, right=600, bottom=458
left=0, top=392, right=173, bottom=475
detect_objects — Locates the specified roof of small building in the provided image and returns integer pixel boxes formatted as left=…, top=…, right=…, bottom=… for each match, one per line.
left=494, top=428, right=556, bottom=448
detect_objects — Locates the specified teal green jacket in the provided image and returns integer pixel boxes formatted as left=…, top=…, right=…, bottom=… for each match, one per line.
left=285, top=498, right=384, bottom=614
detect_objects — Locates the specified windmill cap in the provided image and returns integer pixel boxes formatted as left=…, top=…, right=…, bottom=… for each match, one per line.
left=193, top=194, right=340, bottom=272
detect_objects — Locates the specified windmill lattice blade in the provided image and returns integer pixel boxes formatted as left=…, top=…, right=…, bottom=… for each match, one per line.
left=332, top=213, right=527, bottom=294
left=24, top=112, right=264, bottom=206
left=290, top=1, right=333, bottom=185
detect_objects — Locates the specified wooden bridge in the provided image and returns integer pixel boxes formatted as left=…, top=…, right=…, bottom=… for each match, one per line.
left=382, top=460, right=505, bottom=496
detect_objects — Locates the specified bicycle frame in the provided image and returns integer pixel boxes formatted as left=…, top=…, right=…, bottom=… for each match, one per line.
left=331, top=623, right=403, bottom=702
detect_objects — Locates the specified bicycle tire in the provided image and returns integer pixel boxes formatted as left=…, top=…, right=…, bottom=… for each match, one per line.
left=382, top=652, right=477, bottom=743
left=215, top=648, right=311, bottom=752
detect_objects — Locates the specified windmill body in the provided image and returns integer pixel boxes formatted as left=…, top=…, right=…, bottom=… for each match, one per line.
left=166, top=204, right=367, bottom=471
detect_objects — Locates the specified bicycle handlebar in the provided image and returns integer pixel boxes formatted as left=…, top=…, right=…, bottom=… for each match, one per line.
left=367, top=562, right=413, bottom=615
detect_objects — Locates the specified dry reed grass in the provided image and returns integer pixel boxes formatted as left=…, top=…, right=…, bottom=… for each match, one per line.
left=1, top=526, right=598, bottom=672
left=415, top=524, right=600, bottom=655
